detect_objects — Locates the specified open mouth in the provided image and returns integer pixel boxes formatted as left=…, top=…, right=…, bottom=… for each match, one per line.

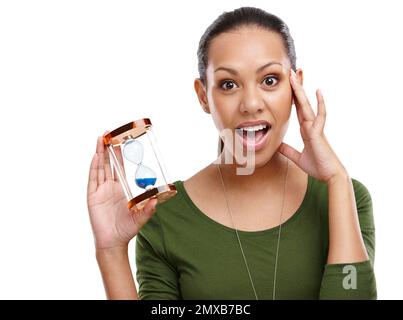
left=235, top=122, right=272, bottom=151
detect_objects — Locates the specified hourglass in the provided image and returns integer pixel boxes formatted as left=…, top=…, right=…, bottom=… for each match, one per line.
left=103, top=119, right=177, bottom=212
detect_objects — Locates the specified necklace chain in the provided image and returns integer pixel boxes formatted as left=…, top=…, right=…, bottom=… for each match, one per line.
left=217, top=158, right=289, bottom=300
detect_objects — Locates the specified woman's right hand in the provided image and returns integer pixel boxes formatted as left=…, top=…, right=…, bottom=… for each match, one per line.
left=87, top=135, right=158, bottom=250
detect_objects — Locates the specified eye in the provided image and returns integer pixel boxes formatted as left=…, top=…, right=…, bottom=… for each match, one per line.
left=219, top=80, right=238, bottom=91
left=262, top=75, right=278, bottom=87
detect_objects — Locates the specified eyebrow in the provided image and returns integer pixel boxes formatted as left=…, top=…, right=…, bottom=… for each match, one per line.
left=214, top=61, right=283, bottom=75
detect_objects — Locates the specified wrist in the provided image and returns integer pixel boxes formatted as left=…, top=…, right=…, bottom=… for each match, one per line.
left=96, top=245, right=129, bottom=262
left=326, top=170, right=350, bottom=187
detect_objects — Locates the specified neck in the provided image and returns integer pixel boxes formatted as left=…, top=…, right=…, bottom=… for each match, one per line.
left=215, top=151, right=288, bottom=190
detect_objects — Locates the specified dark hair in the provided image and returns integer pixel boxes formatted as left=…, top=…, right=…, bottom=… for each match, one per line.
left=196, top=7, right=297, bottom=155
left=197, top=7, right=297, bottom=86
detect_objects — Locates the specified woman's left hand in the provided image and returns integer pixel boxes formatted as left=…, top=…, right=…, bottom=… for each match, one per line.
left=278, top=69, right=348, bottom=184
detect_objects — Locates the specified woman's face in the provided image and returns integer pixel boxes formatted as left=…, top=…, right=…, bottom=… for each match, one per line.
left=195, top=26, right=303, bottom=168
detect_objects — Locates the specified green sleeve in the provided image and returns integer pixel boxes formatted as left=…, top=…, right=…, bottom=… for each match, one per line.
left=319, top=178, right=377, bottom=300
left=135, top=212, right=181, bottom=300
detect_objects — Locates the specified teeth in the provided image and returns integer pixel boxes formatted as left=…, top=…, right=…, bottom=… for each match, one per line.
left=240, top=124, right=267, bottom=132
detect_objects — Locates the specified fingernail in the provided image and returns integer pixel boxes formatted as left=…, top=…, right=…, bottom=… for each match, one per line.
left=317, top=89, right=323, bottom=98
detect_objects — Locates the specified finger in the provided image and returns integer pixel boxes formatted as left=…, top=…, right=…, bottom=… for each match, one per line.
left=102, top=132, right=113, bottom=181
left=292, top=91, right=304, bottom=126
left=87, top=153, right=98, bottom=195
left=290, top=69, right=315, bottom=122
left=278, top=142, right=301, bottom=166
left=291, top=79, right=312, bottom=125
left=96, top=136, right=105, bottom=185
left=313, top=89, right=327, bottom=131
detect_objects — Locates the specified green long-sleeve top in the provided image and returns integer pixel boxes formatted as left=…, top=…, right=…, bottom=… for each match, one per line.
left=135, top=175, right=376, bottom=300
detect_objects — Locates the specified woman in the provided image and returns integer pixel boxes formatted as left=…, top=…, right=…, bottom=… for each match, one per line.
left=87, top=7, right=376, bottom=300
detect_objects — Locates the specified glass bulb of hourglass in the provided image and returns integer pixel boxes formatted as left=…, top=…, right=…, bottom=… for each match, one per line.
left=122, top=139, right=143, bottom=165
left=135, top=164, right=157, bottom=190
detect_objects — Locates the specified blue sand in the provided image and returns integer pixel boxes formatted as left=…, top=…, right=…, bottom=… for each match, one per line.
left=136, top=177, right=157, bottom=189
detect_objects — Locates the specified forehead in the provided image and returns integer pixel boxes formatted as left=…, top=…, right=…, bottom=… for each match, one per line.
left=207, top=26, right=290, bottom=71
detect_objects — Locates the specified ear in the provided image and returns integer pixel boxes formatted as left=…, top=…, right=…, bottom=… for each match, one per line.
left=295, top=68, right=304, bottom=85
left=291, top=68, right=304, bottom=105
left=194, top=78, right=210, bottom=114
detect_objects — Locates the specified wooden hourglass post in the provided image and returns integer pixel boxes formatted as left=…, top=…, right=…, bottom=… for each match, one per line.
left=107, top=144, right=133, bottom=201
left=145, top=126, right=172, bottom=184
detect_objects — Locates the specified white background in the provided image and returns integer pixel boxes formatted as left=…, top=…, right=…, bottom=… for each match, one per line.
left=0, top=0, right=401, bottom=299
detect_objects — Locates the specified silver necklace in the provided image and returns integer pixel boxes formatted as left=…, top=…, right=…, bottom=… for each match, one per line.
left=217, top=158, right=289, bottom=300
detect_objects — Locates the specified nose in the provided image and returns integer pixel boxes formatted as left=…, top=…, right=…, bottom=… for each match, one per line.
left=239, top=85, right=264, bottom=114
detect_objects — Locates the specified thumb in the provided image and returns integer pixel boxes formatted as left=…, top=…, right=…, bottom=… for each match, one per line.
left=278, top=142, right=301, bottom=165
left=143, top=197, right=158, bottom=215
left=133, top=198, right=158, bottom=229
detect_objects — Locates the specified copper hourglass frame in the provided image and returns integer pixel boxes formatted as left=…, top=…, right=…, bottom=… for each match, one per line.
left=103, top=118, right=177, bottom=212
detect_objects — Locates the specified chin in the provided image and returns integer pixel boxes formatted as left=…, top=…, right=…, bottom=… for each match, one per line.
left=232, top=144, right=278, bottom=173
left=252, top=148, right=277, bottom=168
